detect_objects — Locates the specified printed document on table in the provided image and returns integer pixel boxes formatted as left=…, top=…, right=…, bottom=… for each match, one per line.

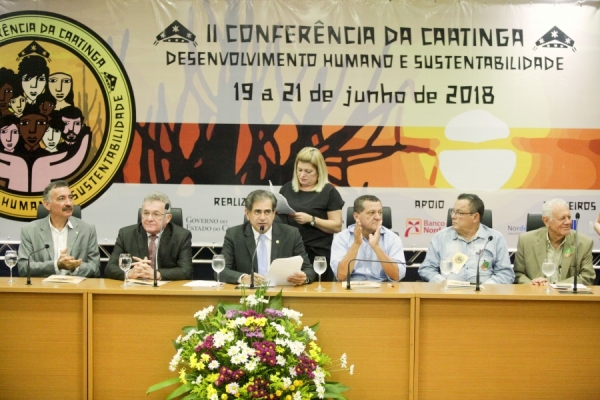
left=183, top=280, right=224, bottom=288
left=127, top=279, right=170, bottom=286
left=42, top=275, right=86, bottom=284
left=269, top=180, right=295, bottom=214
left=265, top=256, right=303, bottom=286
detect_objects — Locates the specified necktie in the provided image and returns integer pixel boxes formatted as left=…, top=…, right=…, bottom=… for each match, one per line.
left=148, top=234, right=157, bottom=268
left=258, top=234, right=268, bottom=276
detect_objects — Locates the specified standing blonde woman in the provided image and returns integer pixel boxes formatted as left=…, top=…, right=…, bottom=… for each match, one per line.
left=279, top=147, right=344, bottom=281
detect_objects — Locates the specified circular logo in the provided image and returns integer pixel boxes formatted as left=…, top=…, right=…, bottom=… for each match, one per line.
left=0, top=11, right=135, bottom=220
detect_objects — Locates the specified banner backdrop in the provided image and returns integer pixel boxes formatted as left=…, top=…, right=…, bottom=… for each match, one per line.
left=0, top=0, right=599, bottom=250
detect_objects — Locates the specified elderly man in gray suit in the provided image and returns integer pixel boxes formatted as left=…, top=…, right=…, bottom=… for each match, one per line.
left=514, top=198, right=595, bottom=286
left=220, top=190, right=316, bottom=286
left=17, top=180, right=100, bottom=277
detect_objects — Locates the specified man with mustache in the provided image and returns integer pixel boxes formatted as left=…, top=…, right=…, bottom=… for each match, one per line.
left=17, top=180, right=100, bottom=277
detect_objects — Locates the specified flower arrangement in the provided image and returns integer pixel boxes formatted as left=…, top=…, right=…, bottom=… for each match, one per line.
left=147, top=287, right=352, bottom=399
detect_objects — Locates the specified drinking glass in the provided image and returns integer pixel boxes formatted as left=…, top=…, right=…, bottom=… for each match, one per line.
left=313, top=256, right=327, bottom=291
left=541, top=258, right=557, bottom=294
left=119, top=253, right=132, bottom=287
left=5, top=250, right=17, bottom=284
left=212, top=254, right=225, bottom=289
left=440, top=258, right=453, bottom=276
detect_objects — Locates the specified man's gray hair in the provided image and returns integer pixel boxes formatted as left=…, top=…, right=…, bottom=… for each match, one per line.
left=42, top=180, right=69, bottom=202
left=142, top=192, right=171, bottom=214
left=541, top=198, right=568, bottom=220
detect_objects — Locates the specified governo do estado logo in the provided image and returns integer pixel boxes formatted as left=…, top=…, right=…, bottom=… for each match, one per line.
left=0, top=11, right=135, bottom=220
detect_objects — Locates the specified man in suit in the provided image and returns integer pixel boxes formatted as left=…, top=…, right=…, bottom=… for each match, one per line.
left=219, top=190, right=316, bottom=286
left=17, top=180, right=100, bottom=277
left=104, top=192, right=192, bottom=281
left=514, top=198, right=595, bottom=286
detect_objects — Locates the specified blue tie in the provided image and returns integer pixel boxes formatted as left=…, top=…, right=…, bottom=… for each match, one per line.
left=258, top=234, right=268, bottom=275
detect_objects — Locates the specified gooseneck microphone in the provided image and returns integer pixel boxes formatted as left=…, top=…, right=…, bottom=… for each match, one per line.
left=346, top=258, right=406, bottom=290
left=571, top=212, right=581, bottom=294
left=27, top=244, right=50, bottom=285
left=250, top=226, right=264, bottom=289
left=475, top=236, right=493, bottom=292
left=154, top=203, right=170, bottom=287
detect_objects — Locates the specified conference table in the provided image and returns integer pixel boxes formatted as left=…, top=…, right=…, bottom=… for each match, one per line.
left=0, top=279, right=599, bottom=399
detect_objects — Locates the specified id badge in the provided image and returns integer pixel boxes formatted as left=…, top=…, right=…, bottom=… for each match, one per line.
left=451, top=252, right=468, bottom=274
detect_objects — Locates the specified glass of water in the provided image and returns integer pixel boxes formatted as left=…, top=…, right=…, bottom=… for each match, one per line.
left=5, top=250, right=17, bottom=284
left=313, top=256, right=327, bottom=291
left=440, top=258, right=453, bottom=277
left=119, top=253, right=132, bottom=287
left=212, top=254, right=225, bottom=289
left=541, top=258, right=557, bottom=294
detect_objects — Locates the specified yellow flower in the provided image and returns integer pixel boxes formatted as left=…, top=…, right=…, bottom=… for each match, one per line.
left=276, top=346, right=285, bottom=354
left=201, top=353, right=211, bottom=362
left=255, top=317, right=267, bottom=327
left=276, top=390, right=282, bottom=396
left=285, top=396, right=292, bottom=400
left=179, top=368, right=186, bottom=384
left=221, top=394, right=228, bottom=400
left=294, top=380, right=302, bottom=387
left=245, top=316, right=255, bottom=326
left=289, top=385, right=295, bottom=391
left=189, top=353, right=198, bottom=368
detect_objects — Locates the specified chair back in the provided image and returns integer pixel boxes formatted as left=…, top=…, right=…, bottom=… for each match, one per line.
left=36, top=205, right=82, bottom=219
left=346, top=206, right=392, bottom=229
left=138, top=207, right=183, bottom=227
left=446, top=208, right=493, bottom=228
left=526, top=213, right=545, bottom=232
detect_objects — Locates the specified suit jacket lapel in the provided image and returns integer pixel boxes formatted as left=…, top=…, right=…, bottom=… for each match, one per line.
left=560, top=233, right=575, bottom=280
left=271, top=224, right=281, bottom=261
left=37, top=217, right=54, bottom=260
left=244, top=223, right=258, bottom=272
left=533, top=229, right=547, bottom=275
left=66, top=217, right=79, bottom=255
left=158, top=224, right=173, bottom=262
left=136, top=224, right=149, bottom=259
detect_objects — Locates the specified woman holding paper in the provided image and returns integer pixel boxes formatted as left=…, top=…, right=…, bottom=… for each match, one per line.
left=279, top=147, right=344, bottom=281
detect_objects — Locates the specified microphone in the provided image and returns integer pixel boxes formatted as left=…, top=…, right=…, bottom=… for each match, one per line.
left=570, top=212, right=581, bottom=294
left=154, top=203, right=170, bottom=287
left=27, top=244, right=50, bottom=285
left=249, top=225, right=264, bottom=289
left=345, top=258, right=406, bottom=290
left=475, top=236, right=493, bottom=292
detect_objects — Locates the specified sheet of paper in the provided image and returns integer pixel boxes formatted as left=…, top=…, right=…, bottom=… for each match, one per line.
left=550, top=283, right=588, bottom=289
left=127, top=279, right=170, bottom=286
left=269, top=180, right=296, bottom=214
left=445, top=279, right=474, bottom=289
left=42, top=275, right=86, bottom=284
left=183, top=280, right=224, bottom=287
left=264, top=255, right=303, bottom=286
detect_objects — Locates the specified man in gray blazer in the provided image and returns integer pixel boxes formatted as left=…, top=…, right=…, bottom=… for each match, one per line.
left=219, top=190, right=316, bottom=286
left=104, top=192, right=192, bottom=281
left=514, top=198, right=595, bottom=286
left=17, top=180, right=100, bottom=277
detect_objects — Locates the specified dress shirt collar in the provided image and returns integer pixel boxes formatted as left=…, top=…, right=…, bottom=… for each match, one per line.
left=48, top=217, right=73, bottom=234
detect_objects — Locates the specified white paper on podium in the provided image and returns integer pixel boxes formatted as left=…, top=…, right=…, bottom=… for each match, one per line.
left=269, top=180, right=295, bottom=214
left=183, top=280, right=225, bottom=288
left=265, top=255, right=303, bottom=286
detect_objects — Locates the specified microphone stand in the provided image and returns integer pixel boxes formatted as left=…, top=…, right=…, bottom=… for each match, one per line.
left=571, top=213, right=580, bottom=294
left=346, top=258, right=406, bottom=290
left=27, top=244, right=50, bottom=285
left=475, top=236, right=493, bottom=292
left=154, top=203, right=170, bottom=287
left=250, top=226, right=264, bottom=289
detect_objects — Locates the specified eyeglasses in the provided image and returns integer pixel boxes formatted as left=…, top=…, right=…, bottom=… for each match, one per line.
left=451, top=210, right=474, bottom=217
left=142, top=211, right=166, bottom=219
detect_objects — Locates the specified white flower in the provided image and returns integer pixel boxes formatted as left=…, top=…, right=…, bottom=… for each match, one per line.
left=349, top=364, right=354, bottom=375
left=242, top=294, right=259, bottom=306
left=210, top=394, right=218, bottom=400
left=340, top=353, right=347, bottom=369
left=275, top=338, right=287, bottom=346
left=287, top=340, right=305, bottom=356
left=181, top=328, right=203, bottom=343
left=168, top=348, right=183, bottom=372
left=226, top=382, right=239, bottom=395
left=293, top=391, right=302, bottom=400
left=194, top=374, right=203, bottom=384
left=282, top=377, right=292, bottom=387
left=313, top=367, right=325, bottom=384
left=282, top=307, right=303, bottom=323
left=194, top=305, right=214, bottom=321
left=175, top=334, right=183, bottom=344
left=276, top=355, right=286, bottom=366
left=270, top=322, right=290, bottom=338
left=213, top=330, right=234, bottom=348
left=303, top=326, right=317, bottom=341
left=231, top=353, right=248, bottom=364
left=208, top=360, right=220, bottom=370
left=289, top=366, right=297, bottom=377
left=316, top=385, right=326, bottom=399
left=245, top=359, right=258, bottom=371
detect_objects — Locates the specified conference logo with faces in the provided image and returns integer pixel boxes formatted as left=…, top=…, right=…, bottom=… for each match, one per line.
left=0, top=11, right=135, bottom=221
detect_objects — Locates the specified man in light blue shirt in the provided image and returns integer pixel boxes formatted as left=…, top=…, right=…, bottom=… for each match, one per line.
left=418, top=193, right=514, bottom=284
left=331, top=195, right=405, bottom=282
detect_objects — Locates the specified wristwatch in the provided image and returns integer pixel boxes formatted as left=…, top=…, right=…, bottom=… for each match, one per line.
left=310, top=215, right=315, bottom=226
